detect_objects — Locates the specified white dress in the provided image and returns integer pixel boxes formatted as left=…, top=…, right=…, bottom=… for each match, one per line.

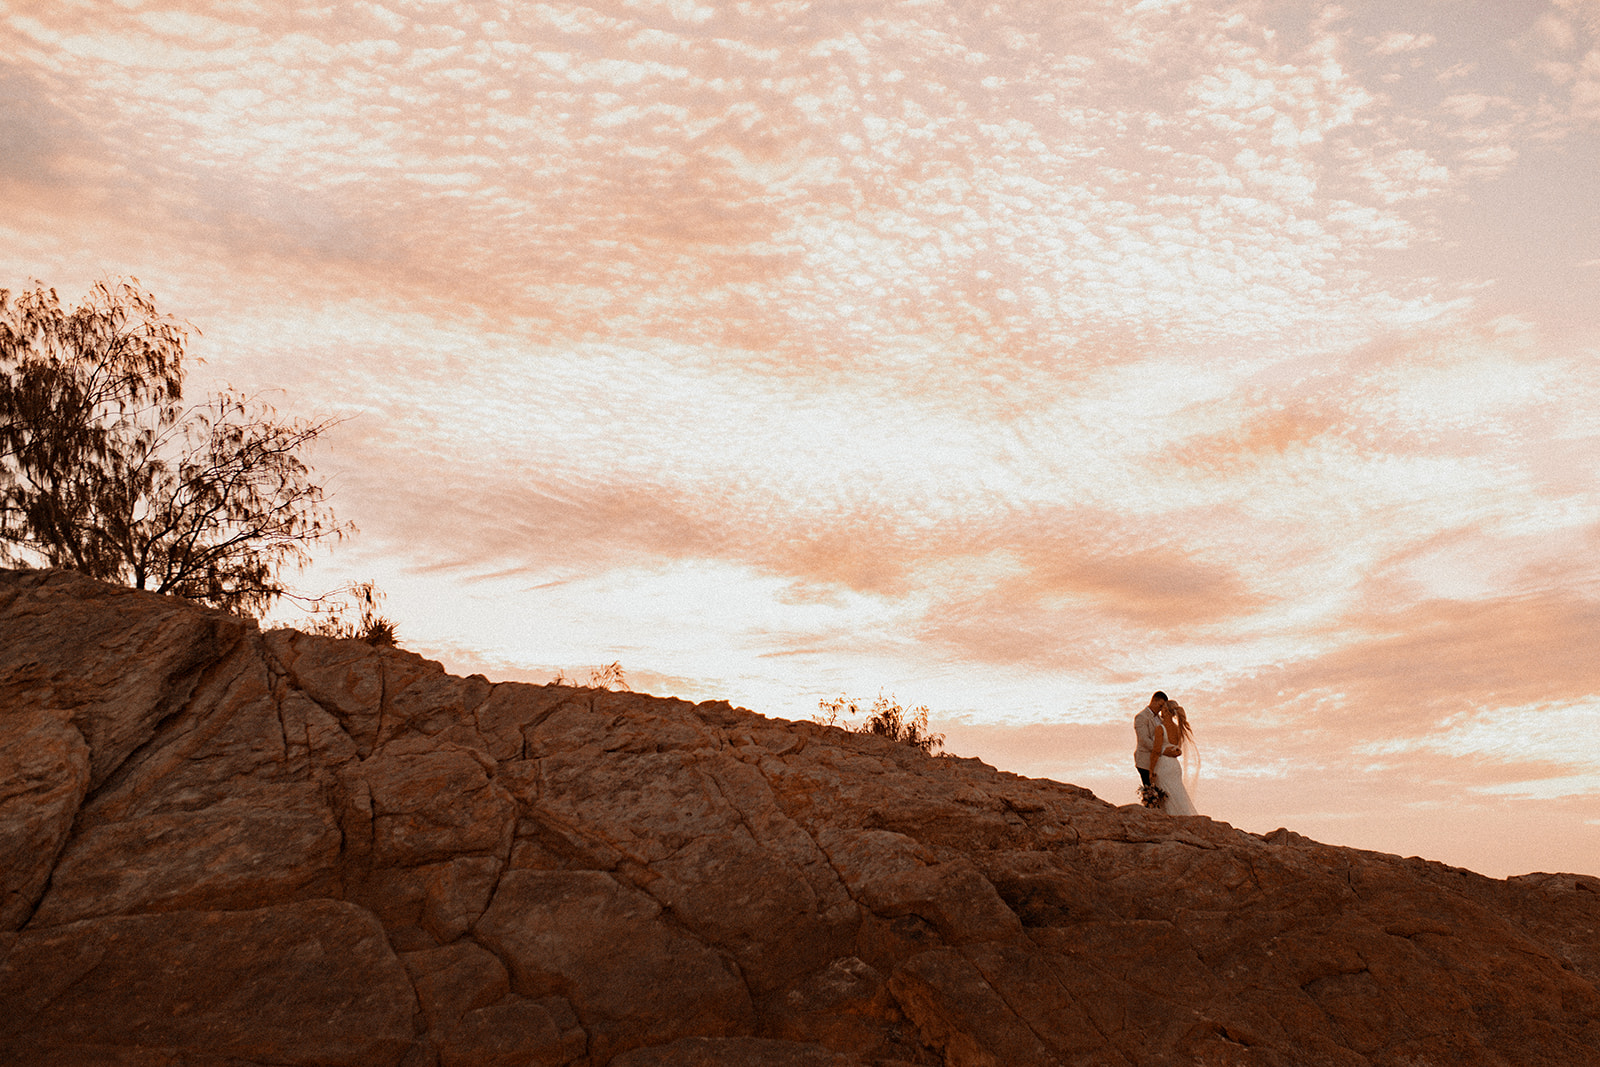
left=1152, top=753, right=1197, bottom=816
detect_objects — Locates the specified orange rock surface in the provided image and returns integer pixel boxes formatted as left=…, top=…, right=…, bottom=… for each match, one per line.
left=2, top=568, right=1597, bottom=1065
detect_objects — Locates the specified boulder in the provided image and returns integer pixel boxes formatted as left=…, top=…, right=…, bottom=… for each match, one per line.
left=2, top=567, right=1598, bottom=1066
left=0, top=899, right=417, bottom=1065
left=0, top=708, right=88, bottom=927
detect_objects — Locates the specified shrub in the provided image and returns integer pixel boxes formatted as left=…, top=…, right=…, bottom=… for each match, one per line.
left=302, top=580, right=397, bottom=646
left=815, top=691, right=945, bottom=755
left=589, top=661, right=628, bottom=690
left=550, top=661, right=629, bottom=690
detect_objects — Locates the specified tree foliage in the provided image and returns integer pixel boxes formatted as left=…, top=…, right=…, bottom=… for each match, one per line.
left=816, top=691, right=945, bottom=754
left=1, top=279, right=351, bottom=615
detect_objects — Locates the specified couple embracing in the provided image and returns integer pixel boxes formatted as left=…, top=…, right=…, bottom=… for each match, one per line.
left=1133, top=690, right=1198, bottom=816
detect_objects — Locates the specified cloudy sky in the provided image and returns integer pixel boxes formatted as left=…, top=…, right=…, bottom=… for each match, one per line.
left=4, top=0, right=1598, bottom=879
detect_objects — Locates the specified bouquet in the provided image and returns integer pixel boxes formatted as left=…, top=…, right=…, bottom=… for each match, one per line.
left=1138, top=784, right=1169, bottom=809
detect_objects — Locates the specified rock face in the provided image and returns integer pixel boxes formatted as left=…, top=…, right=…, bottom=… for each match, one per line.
left=2, top=568, right=1598, bottom=1066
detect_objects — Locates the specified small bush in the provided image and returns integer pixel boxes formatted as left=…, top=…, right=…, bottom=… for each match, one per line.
left=550, top=661, right=629, bottom=691
left=590, top=661, right=629, bottom=691
left=303, top=580, right=397, bottom=646
left=815, top=691, right=945, bottom=755
left=358, top=616, right=399, bottom=647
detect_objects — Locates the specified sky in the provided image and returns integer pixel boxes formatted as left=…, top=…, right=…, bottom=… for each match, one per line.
left=3, top=0, right=1598, bottom=880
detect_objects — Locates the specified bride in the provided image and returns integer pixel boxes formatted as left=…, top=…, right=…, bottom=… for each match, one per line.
left=1148, top=701, right=1199, bottom=816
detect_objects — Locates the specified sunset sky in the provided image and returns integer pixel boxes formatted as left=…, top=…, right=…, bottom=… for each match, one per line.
left=4, top=0, right=1598, bottom=879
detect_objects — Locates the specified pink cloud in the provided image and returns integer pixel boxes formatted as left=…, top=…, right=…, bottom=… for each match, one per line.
left=1206, top=590, right=1600, bottom=735
left=1164, top=403, right=1336, bottom=470
left=4, top=0, right=1598, bottom=882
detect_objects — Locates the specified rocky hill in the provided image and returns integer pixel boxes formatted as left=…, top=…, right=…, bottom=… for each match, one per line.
left=2, top=567, right=1598, bottom=1066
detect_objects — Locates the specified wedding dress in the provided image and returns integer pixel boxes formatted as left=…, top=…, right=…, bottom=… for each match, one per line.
left=1152, top=753, right=1197, bottom=816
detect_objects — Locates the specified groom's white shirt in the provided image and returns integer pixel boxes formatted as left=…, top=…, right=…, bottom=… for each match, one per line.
left=1133, top=705, right=1161, bottom=770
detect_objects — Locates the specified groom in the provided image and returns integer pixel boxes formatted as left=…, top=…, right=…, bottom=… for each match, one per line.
left=1134, top=691, right=1181, bottom=788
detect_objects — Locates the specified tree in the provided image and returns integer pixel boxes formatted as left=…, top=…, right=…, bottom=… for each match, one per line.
left=1, top=279, right=351, bottom=615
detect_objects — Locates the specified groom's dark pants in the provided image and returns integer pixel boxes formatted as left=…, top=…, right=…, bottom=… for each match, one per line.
left=1138, top=767, right=1151, bottom=787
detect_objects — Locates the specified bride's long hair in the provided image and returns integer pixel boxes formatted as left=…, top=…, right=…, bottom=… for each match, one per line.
left=1170, top=703, right=1201, bottom=793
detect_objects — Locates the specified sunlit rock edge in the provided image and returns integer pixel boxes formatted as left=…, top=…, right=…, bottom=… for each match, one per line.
left=1, top=567, right=1597, bottom=1067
